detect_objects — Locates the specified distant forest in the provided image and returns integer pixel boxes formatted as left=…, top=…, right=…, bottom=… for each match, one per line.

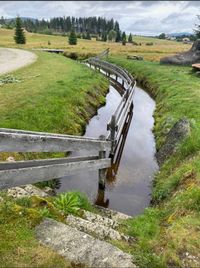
left=0, top=16, right=122, bottom=40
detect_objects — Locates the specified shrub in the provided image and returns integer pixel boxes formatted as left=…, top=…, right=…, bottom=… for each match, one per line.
left=146, top=42, right=153, bottom=46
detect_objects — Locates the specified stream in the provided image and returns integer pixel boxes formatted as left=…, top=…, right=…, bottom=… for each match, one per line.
left=57, top=80, right=158, bottom=216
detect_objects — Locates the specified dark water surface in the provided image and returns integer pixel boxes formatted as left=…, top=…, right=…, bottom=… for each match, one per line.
left=58, top=85, right=158, bottom=216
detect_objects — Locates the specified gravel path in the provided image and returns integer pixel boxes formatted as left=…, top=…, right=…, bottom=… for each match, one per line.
left=0, top=48, right=37, bottom=75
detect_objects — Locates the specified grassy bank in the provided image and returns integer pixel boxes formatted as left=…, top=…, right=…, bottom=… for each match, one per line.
left=0, top=51, right=109, bottom=265
left=109, top=57, right=200, bottom=267
left=0, top=28, right=190, bottom=61
left=0, top=51, right=108, bottom=161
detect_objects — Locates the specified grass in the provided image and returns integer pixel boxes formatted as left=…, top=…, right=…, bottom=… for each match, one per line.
left=0, top=28, right=191, bottom=61
left=108, top=56, right=200, bottom=267
left=0, top=190, right=93, bottom=267
left=0, top=50, right=108, bottom=161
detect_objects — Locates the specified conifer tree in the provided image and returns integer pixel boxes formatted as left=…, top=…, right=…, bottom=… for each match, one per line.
left=68, top=28, right=77, bottom=45
left=86, top=31, right=91, bottom=40
left=128, top=33, right=133, bottom=43
left=122, top=31, right=126, bottom=45
left=194, top=15, right=200, bottom=38
left=14, top=16, right=26, bottom=44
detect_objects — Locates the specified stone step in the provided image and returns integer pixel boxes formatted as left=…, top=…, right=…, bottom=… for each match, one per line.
left=95, top=205, right=132, bottom=222
left=66, top=214, right=134, bottom=242
left=82, top=209, right=119, bottom=229
left=36, top=218, right=136, bottom=268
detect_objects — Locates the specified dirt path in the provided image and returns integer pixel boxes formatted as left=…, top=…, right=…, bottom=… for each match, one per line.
left=0, top=48, right=37, bottom=75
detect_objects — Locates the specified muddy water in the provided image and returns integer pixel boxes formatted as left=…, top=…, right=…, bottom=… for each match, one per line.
left=58, top=84, right=158, bottom=216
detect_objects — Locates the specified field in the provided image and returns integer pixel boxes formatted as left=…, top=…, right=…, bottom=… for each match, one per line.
left=0, top=28, right=191, bottom=61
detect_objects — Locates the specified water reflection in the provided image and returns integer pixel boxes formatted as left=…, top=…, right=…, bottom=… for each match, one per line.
left=57, top=85, right=158, bottom=216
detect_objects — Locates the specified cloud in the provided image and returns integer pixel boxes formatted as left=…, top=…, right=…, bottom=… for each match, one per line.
left=0, top=1, right=198, bottom=35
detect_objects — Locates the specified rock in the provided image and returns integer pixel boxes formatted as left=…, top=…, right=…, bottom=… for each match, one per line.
left=160, top=39, right=200, bottom=65
left=7, top=184, right=48, bottom=199
left=83, top=210, right=119, bottom=229
left=6, top=156, right=15, bottom=162
left=156, top=118, right=190, bottom=165
left=127, top=55, right=143, bottom=61
left=43, top=186, right=56, bottom=196
left=95, top=205, right=132, bottom=222
left=66, top=214, right=132, bottom=242
left=36, top=218, right=136, bottom=268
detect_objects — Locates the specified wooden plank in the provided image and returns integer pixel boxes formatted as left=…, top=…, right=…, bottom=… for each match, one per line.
left=0, top=131, right=111, bottom=152
left=0, top=155, right=99, bottom=171
left=192, top=63, right=200, bottom=69
left=0, top=158, right=111, bottom=189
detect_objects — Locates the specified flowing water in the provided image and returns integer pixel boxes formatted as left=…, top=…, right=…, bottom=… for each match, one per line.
left=58, top=83, right=158, bottom=216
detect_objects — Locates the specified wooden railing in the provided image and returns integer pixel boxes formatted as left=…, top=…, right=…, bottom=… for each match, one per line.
left=85, top=56, right=136, bottom=156
left=0, top=50, right=136, bottom=190
left=0, top=129, right=111, bottom=189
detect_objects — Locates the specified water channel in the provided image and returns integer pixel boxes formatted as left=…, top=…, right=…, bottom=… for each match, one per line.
left=57, top=73, right=158, bottom=216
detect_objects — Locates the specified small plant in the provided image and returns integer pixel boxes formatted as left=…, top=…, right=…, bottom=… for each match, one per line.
left=48, top=40, right=51, bottom=45
left=54, top=191, right=92, bottom=215
left=39, top=207, right=52, bottom=218
left=54, top=192, right=81, bottom=214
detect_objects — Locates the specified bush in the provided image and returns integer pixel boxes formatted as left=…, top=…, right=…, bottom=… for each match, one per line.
left=63, top=51, right=97, bottom=60
left=146, top=42, right=153, bottom=46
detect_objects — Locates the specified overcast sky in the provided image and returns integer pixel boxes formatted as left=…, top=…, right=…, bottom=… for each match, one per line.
left=0, top=1, right=199, bottom=35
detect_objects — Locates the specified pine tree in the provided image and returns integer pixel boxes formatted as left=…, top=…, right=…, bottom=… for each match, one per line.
left=122, top=31, right=126, bottom=45
left=68, top=28, right=77, bottom=45
left=194, top=15, right=200, bottom=38
left=14, top=16, right=26, bottom=44
left=115, top=30, right=121, bottom=42
left=128, top=33, right=133, bottom=43
left=86, top=31, right=91, bottom=40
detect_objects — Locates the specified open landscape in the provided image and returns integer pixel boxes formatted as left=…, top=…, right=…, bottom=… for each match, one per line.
left=0, top=1, right=200, bottom=268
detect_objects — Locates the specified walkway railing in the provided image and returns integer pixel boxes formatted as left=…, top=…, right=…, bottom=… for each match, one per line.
left=0, top=50, right=136, bottom=190
left=85, top=54, right=136, bottom=156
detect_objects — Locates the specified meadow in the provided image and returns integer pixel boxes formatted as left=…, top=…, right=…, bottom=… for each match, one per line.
left=0, top=28, right=191, bottom=61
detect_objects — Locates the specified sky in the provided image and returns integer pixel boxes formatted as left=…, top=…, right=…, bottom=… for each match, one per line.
left=0, top=1, right=200, bottom=35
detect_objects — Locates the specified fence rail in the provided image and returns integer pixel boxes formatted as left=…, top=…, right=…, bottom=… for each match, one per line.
left=85, top=54, right=136, bottom=156
left=0, top=50, right=136, bottom=190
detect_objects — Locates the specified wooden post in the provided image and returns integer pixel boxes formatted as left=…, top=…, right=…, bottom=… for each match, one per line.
left=109, top=115, right=116, bottom=158
left=122, top=80, right=125, bottom=87
left=98, top=150, right=106, bottom=190
left=98, top=135, right=106, bottom=190
left=116, top=75, right=118, bottom=81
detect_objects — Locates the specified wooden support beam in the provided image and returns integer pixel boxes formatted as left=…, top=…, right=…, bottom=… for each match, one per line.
left=0, top=130, right=111, bottom=152
left=0, top=157, right=111, bottom=189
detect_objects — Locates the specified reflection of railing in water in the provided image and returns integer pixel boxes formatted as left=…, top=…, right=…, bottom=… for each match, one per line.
left=95, top=103, right=133, bottom=206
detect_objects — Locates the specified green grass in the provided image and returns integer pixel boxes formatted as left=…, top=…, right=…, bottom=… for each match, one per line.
left=108, top=57, right=200, bottom=267
left=0, top=190, right=94, bottom=267
left=0, top=51, right=108, bottom=161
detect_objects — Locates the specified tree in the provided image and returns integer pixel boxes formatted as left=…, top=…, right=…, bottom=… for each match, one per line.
left=108, top=29, right=117, bottom=42
left=194, top=15, right=200, bottom=38
left=14, top=16, right=26, bottom=44
left=115, top=30, right=121, bottom=42
left=158, top=33, right=166, bottom=39
left=86, top=31, right=91, bottom=40
left=68, top=28, right=77, bottom=45
left=101, top=32, right=107, bottom=42
left=122, top=31, right=126, bottom=45
left=128, top=33, right=133, bottom=43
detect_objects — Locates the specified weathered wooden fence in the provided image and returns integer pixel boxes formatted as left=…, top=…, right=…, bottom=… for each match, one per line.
left=0, top=129, right=111, bottom=189
left=85, top=56, right=136, bottom=156
left=0, top=50, right=136, bottom=190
